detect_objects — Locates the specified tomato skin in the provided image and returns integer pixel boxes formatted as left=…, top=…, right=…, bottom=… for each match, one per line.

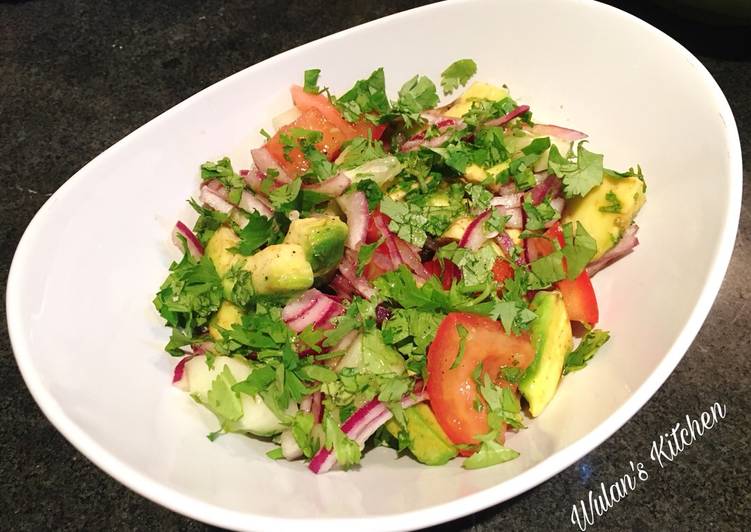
left=491, top=259, right=515, bottom=286
left=424, top=258, right=461, bottom=290
left=265, top=108, right=350, bottom=176
left=290, top=85, right=386, bottom=141
left=426, top=313, right=534, bottom=450
left=526, top=222, right=599, bottom=325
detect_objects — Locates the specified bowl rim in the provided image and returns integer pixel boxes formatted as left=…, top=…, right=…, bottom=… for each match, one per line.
left=5, top=0, right=742, bottom=530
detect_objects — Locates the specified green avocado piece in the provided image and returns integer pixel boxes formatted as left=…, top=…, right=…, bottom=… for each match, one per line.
left=385, top=403, right=458, bottom=465
left=283, top=216, right=348, bottom=276
left=208, top=300, right=244, bottom=340
left=205, top=226, right=314, bottom=297
left=519, top=291, right=573, bottom=417
left=247, top=244, right=313, bottom=295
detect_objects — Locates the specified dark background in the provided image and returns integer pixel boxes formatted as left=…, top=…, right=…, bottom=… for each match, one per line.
left=1, top=1, right=749, bottom=530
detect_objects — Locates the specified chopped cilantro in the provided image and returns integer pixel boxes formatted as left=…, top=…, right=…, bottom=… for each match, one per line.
left=379, top=196, right=429, bottom=247
left=355, top=178, right=384, bottom=210
left=449, top=324, right=469, bottom=369
left=230, top=211, right=273, bottom=256
left=599, top=191, right=622, bottom=213
left=206, top=365, right=244, bottom=426
left=549, top=141, right=604, bottom=198
left=356, top=237, right=384, bottom=276
left=337, top=137, right=386, bottom=169
left=323, top=413, right=362, bottom=469
left=561, top=222, right=597, bottom=279
left=334, top=67, right=390, bottom=123
left=463, top=439, right=520, bottom=469
left=266, top=447, right=284, bottom=460
left=268, top=179, right=302, bottom=211
left=528, top=250, right=566, bottom=288
left=440, top=59, right=477, bottom=95
left=523, top=198, right=560, bottom=231
left=563, top=329, right=610, bottom=374
left=200, top=157, right=244, bottom=204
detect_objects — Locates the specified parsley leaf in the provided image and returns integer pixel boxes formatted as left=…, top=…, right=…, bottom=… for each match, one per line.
left=440, top=59, right=478, bottom=95
left=303, top=68, right=321, bottom=94
left=599, top=191, right=622, bottom=213
left=563, top=329, right=610, bottom=374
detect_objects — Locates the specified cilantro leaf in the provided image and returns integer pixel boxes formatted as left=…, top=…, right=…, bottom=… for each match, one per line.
left=232, top=364, right=276, bottom=396
left=528, top=250, right=566, bottom=288
left=379, top=196, right=429, bottom=247
left=440, top=59, right=477, bottom=95
left=549, top=141, right=604, bottom=198
left=356, top=237, right=384, bottom=276
left=491, top=299, right=537, bottom=336
left=335, top=68, right=390, bottom=122
left=436, top=242, right=497, bottom=286
left=266, top=447, right=284, bottom=460
left=201, top=157, right=244, bottom=204
left=449, top=324, right=469, bottom=369
left=323, top=413, right=362, bottom=469
left=355, top=178, right=384, bottom=210
left=561, top=222, right=597, bottom=279
left=291, top=411, right=319, bottom=458
left=523, top=199, right=560, bottom=231
left=462, top=440, right=520, bottom=469
left=206, top=365, right=244, bottom=424
left=303, top=68, right=321, bottom=94
left=337, top=137, right=387, bottom=169
left=230, top=211, right=273, bottom=256
left=563, top=329, right=610, bottom=374
left=268, top=179, right=302, bottom=210
left=599, top=191, right=622, bottom=213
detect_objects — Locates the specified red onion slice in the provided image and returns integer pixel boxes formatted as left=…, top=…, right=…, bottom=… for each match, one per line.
left=314, top=299, right=345, bottom=329
left=285, top=294, right=338, bottom=333
left=330, top=274, right=356, bottom=300
left=282, top=289, right=322, bottom=323
left=586, top=224, right=640, bottom=277
left=393, top=238, right=430, bottom=279
left=310, top=391, right=323, bottom=424
left=530, top=174, right=563, bottom=205
left=337, top=192, right=368, bottom=250
left=308, top=389, right=429, bottom=474
left=338, top=249, right=376, bottom=300
left=495, top=232, right=525, bottom=266
left=171, top=221, right=204, bottom=260
left=251, top=147, right=291, bottom=184
left=484, top=104, right=530, bottom=127
left=239, top=190, right=273, bottom=218
left=459, top=211, right=491, bottom=250
left=525, top=123, right=587, bottom=141
left=172, top=354, right=195, bottom=389
left=199, top=184, right=234, bottom=214
left=490, top=193, right=523, bottom=209
left=304, top=173, right=351, bottom=197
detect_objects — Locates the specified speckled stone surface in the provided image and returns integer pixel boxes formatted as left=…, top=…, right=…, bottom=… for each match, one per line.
left=1, top=1, right=749, bottom=530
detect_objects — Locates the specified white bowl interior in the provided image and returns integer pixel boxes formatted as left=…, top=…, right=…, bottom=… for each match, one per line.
left=7, top=0, right=740, bottom=530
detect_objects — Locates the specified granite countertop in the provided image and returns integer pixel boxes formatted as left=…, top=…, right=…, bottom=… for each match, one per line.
left=1, top=1, right=748, bottom=530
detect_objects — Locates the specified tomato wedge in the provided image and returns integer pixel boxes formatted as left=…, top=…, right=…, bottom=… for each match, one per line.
left=526, top=222, right=599, bottom=325
left=427, top=313, right=534, bottom=450
left=290, top=85, right=386, bottom=141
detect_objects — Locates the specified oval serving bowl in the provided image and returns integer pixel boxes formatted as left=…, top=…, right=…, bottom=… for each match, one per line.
left=6, top=0, right=741, bottom=530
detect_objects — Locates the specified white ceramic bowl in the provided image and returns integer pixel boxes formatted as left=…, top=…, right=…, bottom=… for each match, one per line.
left=6, top=0, right=741, bottom=530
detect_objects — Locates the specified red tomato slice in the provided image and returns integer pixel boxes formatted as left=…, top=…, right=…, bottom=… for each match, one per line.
left=526, top=222, right=599, bottom=325
left=427, top=313, right=534, bottom=450
left=491, top=258, right=515, bottom=286
left=291, top=85, right=386, bottom=141
left=265, top=108, right=350, bottom=177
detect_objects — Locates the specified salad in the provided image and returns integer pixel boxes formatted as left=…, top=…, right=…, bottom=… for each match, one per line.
left=154, top=60, right=646, bottom=473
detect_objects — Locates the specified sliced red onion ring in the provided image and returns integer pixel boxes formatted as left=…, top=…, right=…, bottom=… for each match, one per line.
left=172, top=221, right=204, bottom=260
left=315, top=299, right=345, bottom=329
left=282, top=289, right=321, bottom=323
left=337, top=191, right=368, bottom=250
left=401, top=118, right=466, bottom=152
left=459, top=211, right=491, bottom=250
left=338, top=249, right=376, bottom=300
left=525, top=123, right=587, bottom=141
left=172, top=354, right=195, bottom=389
left=205, top=179, right=229, bottom=200
left=251, top=147, right=291, bottom=184
left=495, top=232, right=525, bottom=266
left=330, top=274, right=356, bottom=300
left=490, top=193, right=523, bottom=209
left=393, top=238, right=430, bottom=279
left=530, top=174, right=563, bottom=205
left=484, top=104, right=530, bottom=127
left=308, top=388, right=429, bottom=474
left=310, top=391, right=323, bottom=424
left=304, top=173, right=351, bottom=197
left=586, top=224, right=640, bottom=277
left=199, top=184, right=234, bottom=214
left=239, top=190, right=273, bottom=218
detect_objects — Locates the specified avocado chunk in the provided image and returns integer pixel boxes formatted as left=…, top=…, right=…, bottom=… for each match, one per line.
left=204, top=226, right=314, bottom=296
left=246, top=244, right=314, bottom=295
left=283, top=216, right=348, bottom=276
left=385, top=403, right=458, bottom=465
left=519, top=291, right=573, bottom=417
left=208, top=300, right=244, bottom=340
left=563, top=174, right=646, bottom=260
